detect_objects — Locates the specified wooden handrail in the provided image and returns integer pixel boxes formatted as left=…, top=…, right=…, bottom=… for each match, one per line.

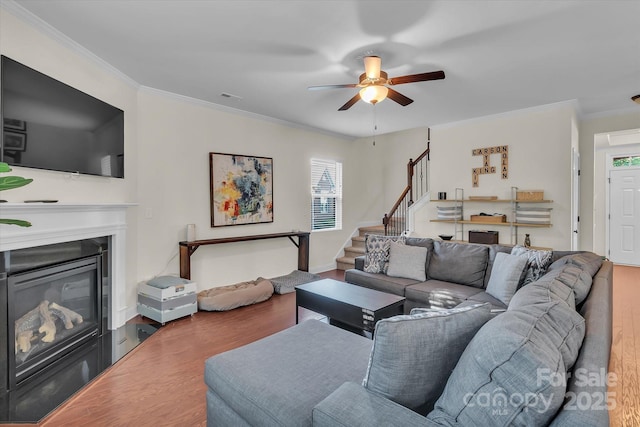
left=386, top=186, right=411, bottom=222
left=383, top=128, right=431, bottom=235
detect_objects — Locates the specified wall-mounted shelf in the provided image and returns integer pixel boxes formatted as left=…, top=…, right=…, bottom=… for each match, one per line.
left=431, top=187, right=553, bottom=245
left=430, top=219, right=552, bottom=228
left=432, top=199, right=553, bottom=203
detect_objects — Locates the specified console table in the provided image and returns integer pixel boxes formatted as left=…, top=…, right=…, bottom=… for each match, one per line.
left=179, top=231, right=310, bottom=280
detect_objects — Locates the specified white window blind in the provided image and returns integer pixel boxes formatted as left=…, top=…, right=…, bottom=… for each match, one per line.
left=311, top=158, right=342, bottom=231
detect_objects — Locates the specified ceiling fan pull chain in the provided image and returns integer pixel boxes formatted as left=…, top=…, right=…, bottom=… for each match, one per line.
left=373, top=104, right=378, bottom=146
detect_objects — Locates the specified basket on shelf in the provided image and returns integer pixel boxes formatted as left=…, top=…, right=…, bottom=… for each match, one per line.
left=515, top=207, right=552, bottom=224
left=516, top=190, right=544, bottom=201
left=470, top=214, right=506, bottom=223
left=437, top=205, right=462, bottom=220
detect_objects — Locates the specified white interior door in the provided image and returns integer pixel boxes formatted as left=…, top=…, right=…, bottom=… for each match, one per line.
left=609, top=168, right=640, bottom=265
left=571, top=148, right=580, bottom=250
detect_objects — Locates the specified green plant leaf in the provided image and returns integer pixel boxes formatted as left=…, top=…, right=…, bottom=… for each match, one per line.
left=0, top=176, right=33, bottom=191
left=0, top=218, right=32, bottom=227
left=0, top=162, right=11, bottom=173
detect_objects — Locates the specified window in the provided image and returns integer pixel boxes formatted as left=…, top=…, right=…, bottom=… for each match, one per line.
left=311, top=158, right=342, bottom=231
left=612, top=155, right=640, bottom=167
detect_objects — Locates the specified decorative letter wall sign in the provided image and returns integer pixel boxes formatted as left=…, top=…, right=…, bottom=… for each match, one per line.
left=471, top=145, right=508, bottom=187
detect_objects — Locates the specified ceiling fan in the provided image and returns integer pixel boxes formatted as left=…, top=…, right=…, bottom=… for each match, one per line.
left=308, top=56, right=445, bottom=111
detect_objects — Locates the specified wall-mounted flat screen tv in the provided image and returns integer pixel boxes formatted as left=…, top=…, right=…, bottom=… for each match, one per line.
left=1, top=55, right=124, bottom=178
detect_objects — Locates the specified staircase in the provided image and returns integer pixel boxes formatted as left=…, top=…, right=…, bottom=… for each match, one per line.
left=336, top=129, right=432, bottom=271
left=336, top=225, right=385, bottom=271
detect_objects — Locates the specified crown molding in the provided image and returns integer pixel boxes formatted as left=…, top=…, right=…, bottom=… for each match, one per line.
left=1, top=1, right=355, bottom=141
left=431, top=100, right=581, bottom=131
left=1, top=0, right=139, bottom=89
left=138, top=86, right=354, bottom=141
left=581, top=105, right=640, bottom=122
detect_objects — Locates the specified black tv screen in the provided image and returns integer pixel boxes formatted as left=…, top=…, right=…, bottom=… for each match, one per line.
left=1, top=56, right=124, bottom=178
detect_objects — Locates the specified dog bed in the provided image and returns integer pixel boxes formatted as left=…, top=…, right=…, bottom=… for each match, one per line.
left=269, top=270, right=322, bottom=294
left=198, top=278, right=274, bottom=311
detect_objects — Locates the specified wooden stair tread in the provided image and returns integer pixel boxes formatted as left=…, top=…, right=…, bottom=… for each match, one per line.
left=358, top=225, right=385, bottom=236
left=344, top=246, right=365, bottom=254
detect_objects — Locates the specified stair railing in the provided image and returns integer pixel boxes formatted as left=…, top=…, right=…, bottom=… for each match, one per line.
left=382, top=130, right=431, bottom=236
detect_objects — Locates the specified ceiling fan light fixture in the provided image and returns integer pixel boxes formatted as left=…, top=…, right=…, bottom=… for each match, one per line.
left=360, top=85, right=388, bottom=104
left=363, top=56, right=382, bottom=79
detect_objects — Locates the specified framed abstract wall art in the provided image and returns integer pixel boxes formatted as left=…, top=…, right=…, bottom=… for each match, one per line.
left=209, top=152, right=273, bottom=227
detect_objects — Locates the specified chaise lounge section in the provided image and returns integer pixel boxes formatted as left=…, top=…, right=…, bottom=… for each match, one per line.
left=204, top=244, right=613, bottom=426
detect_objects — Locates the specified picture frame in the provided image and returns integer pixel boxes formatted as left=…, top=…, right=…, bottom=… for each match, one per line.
left=3, top=118, right=27, bottom=132
left=3, top=131, right=27, bottom=152
left=209, top=152, right=274, bottom=227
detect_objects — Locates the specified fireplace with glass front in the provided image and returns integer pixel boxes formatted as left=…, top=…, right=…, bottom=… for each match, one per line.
left=0, top=238, right=109, bottom=393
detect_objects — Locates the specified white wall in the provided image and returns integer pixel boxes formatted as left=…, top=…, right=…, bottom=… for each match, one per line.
left=135, top=89, right=364, bottom=298
left=1, top=6, right=374, bottom=322
left=579, top=111, right=640, bottom=254
left=0, top=7, right=141, bottom=315
left=401, top=103, right=577, bottom=250
left=347, top=127, right=431, bottom=232
left=4, top=3, right=638, bottom=322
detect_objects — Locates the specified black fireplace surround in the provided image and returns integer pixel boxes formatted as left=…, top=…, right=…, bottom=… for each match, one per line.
left=0, top=237, right=158, bottom=423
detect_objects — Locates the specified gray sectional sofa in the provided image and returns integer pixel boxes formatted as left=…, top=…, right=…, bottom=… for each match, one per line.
left=204, top=238, right=613, bottom=426
left=346, top=237, right=575, bottom=313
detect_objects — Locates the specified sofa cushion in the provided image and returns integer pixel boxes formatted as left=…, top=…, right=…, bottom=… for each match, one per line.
left=459, top=291, right=507, bottom=312
left=345, top=269, right=418, bottom=297
left=511, top=245, right=553, bottom=286
left=508, top=274, right=576, bottom=310
left=428, top=300, right=585, bottom=426
left=204, top=320, right=372, bottom=427
left=428, top=241, right=489, bottom=288
left=555, top=265, right=593, bottom=305
left=362, top=304, right=492, bottom=415
left=485, top=252, right=528, bottom=305
left=364, top=234, right=405, bottom=274
left=551, top=261, right=613, bottom=426
left=549, top=252, right=603, bottom=278
left=386, top=241, right=428, bottom=281
left=406, top=280, right=484, bottom=309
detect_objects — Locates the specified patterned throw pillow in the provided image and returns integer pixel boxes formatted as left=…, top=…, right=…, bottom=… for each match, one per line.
left=364, top=234, right=405, bottom=274
left=511, top=245, right=553, bottom=286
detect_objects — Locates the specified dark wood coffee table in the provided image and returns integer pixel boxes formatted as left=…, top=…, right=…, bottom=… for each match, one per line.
left=295, top=278, right=405, bottom=335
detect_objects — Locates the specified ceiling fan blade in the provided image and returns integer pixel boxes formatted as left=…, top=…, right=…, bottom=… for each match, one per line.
left=338, top=93, right=361, bottom=111
left=386, top=88, right=413, bottom=106
left=308, top=84, right=358, bottom=91
left=388, top=70, right=445, bottom=85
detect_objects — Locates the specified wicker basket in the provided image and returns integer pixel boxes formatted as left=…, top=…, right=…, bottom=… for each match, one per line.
left=516, top=190, right=544, bottom=201
left=470, top=214, right=506, bottom=223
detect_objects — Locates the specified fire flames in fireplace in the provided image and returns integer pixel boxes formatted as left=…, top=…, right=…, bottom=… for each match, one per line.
left=15, top=300, right=84, bottom=356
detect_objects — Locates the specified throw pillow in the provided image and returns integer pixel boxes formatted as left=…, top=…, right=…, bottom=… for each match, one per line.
left=362, top=303, right=492, bottom=415
left=386, top=241, right=428, bottom=281
left=511, top=245, right=553, bottom=286
left=427, top=300, right=585, bottom=426
left=485, top=252, right=528, bottom=305
left=363, top=234, right=405, bottom=274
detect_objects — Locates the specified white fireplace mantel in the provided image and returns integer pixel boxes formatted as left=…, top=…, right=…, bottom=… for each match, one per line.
left=0, top=203, right=135, bottom=329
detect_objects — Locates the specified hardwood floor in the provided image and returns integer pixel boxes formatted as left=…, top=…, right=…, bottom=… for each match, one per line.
left=609, top=264, right=640, bottom=426
left=26, top=267, right=637, bottom=426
